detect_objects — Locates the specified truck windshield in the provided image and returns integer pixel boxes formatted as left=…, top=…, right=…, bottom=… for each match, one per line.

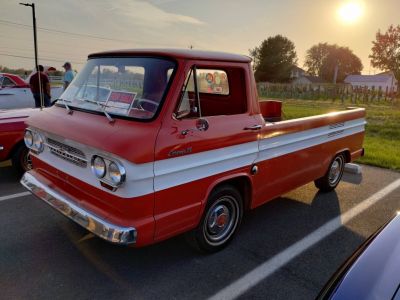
left=59, top=57, right=176, bottom=120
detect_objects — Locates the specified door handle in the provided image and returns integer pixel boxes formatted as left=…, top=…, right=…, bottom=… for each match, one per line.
left=244, top=125, right=262, bottom=130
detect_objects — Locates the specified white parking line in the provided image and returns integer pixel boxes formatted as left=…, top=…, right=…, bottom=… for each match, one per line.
left=0, top=191, right=31, bottom=202
left=209, top=178, right=400, bottom=300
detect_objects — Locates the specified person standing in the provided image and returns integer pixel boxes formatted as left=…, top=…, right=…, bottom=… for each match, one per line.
left=29, top=65, right=51, bottom=108
left=62, top=62, right=75, bottom=90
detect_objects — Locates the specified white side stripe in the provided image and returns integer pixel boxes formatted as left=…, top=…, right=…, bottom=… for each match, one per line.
left=32, top=118, right=365, bottom=198
left=155, top=118, right=365, bottom=192
left=208, top=178, right=400, bottom=300
left=154, top=142, right=259, bottom=191
left=256, top=118, right=366, bottom=162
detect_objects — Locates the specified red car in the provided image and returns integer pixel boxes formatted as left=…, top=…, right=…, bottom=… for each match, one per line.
left=0, top=108, right=36, bottom=173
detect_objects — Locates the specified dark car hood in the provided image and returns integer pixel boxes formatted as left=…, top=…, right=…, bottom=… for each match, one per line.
left=329, top=214, right=400, bottom=300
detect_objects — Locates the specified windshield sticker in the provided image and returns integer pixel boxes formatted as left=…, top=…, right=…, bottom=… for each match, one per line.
left=105, top=91, right=137, bottom=116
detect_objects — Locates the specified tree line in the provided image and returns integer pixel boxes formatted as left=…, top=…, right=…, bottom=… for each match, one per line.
left=250, top=24, right=400, bottom=83
left=0, top=66, right=63, bottom=77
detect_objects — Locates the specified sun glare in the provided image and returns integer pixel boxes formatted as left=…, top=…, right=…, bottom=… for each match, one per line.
left=338, top=1, right=364, bottom=24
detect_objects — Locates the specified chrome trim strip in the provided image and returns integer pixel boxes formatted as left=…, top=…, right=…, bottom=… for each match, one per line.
left=20, top=171, right=137, bottom=245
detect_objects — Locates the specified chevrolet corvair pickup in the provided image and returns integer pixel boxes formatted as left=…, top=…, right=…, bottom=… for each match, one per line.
left=21, top=49, right=365, bottom=252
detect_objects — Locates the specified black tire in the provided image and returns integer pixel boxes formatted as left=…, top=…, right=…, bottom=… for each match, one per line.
left=314, top=153, right=346, bottom=192
left=186, top=185, right=243, bottom=253
left=11, top=144, right=32, bottom=175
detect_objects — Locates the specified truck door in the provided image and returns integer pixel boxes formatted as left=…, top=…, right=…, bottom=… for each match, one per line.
left=153, top=64, right=261, bottom=241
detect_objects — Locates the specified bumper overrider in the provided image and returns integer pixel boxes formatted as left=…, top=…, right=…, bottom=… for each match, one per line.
left=20, top=171, right=137, bottom=245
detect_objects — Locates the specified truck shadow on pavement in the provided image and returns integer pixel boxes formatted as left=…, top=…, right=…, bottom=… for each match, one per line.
left=14, top=187, right=367, bottom=300
left=0, top=165, right=24, bottom=195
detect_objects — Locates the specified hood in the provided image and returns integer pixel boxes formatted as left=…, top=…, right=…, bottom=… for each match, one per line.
left=26, top=106, right=160, bottom=164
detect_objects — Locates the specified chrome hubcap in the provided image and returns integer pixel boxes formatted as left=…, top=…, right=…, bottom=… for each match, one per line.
left=207, top=205, right=230, bottom=235
left=329, top=157, right=343, bottom=185
left=204, top=196, right=239, bottom=246
left=21, top=149, right=32, bottom=171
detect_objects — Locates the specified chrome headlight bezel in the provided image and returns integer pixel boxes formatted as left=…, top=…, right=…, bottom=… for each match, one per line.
left=32, top=132, right=44, bottom=153
left=108, top=161, right=126, bottom=185
left=91, top=155, right=126, bottom=189
left=24, top=129, right=44, bottom=153
left=91, top=156, right=106, bottom=178
left=24, top=130, right=33, bottom=148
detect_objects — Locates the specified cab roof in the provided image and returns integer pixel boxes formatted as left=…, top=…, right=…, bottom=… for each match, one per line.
left=88, top=48, right=252, bottom=63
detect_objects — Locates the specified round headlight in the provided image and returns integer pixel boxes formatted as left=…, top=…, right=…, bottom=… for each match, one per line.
left=91, top=156, right=106, bottom=178
left=109, top=161, right=126, bottom=185
left=24, top=130, right=33, bottom=148
left=33, top=132, right=44, bottom=152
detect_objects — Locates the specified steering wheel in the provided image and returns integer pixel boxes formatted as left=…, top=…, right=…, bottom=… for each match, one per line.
left=137, top=98, right=159, bottom=112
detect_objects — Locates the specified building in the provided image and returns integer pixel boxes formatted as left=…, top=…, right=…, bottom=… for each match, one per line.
left=290, top=66, right=308, bottom=79
left=344, top=71, right=398, bottom=92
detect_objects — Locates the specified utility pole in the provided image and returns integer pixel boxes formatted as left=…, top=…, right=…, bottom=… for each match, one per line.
left=333, top=63, right=339, bottom=84
left=20, top=2, right=44, bottom=109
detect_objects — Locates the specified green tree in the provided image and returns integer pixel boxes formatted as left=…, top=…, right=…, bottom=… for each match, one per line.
left=250, top=35, right=297, bottom=82
left=304, top=43, right=363, bottom=83
left=369, top=25, right=400, bottom=80
left=304, top=43, right=331, bottom=76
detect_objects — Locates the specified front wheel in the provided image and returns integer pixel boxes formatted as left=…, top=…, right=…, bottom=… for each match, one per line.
left=187, top=185, right=243, bottom=253
left=314, top=153, right=346, bottom=192
left=12, top=144, right=32, bottom=175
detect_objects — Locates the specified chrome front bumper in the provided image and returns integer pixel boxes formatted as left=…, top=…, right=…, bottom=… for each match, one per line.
left=20, top=171, right=137, bottom=245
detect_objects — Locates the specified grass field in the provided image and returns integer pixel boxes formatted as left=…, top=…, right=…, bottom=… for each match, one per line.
left=265, top=98, right=400, bottom=171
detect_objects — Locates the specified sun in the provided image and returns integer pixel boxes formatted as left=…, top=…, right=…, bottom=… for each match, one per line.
left=338, top=1, right=364, bottom=23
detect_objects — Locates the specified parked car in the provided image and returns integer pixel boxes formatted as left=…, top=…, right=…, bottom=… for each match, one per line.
left=0, top=108, right=38, bottom=173
left=0, top=68, right=63, bottom=109
left=21, top=49, right=366, bottom=252
left=318, top=214, right=400, bottom=300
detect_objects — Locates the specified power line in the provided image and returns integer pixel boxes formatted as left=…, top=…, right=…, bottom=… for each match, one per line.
left=0, top=53, right=85, bottom=65
left=0, top=19, right=182, bottom=46
left=0, top=46, right=85, bottom=60
left=0, top=33, right=112, bottom=52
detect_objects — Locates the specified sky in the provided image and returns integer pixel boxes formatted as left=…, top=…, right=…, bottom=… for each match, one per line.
left=0, top=0, right=399, bottom=74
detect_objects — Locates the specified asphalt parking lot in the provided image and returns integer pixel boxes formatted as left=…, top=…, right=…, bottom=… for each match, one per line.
left=1, top=162, right=400, bottom=300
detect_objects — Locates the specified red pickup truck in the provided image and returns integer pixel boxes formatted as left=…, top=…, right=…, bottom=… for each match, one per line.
left=21, top=49, right=365, bottom=252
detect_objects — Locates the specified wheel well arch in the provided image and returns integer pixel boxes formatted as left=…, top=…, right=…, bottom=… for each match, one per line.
left=205, top=174, right=253, bottom=212
left=336, top=148, right=351, bottom=163
left=7, top=139, right=25, bottom=160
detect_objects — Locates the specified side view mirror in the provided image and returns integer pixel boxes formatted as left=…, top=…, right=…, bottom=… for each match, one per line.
left=196, top=118, right=209, bottom=131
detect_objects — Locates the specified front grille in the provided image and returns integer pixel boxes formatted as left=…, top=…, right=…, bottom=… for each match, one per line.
left=47, top=138, right=87, bottom=167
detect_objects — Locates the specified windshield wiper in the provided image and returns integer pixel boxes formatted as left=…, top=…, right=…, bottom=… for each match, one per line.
left=81, top=98, right=115, bottom=123
left=56, top=98, right=72, bottom=114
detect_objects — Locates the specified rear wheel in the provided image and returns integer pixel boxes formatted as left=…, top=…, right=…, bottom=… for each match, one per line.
left=187, top=185, right=243, bottom=253
left=12, top=144, right=32, bottom=175
left=314, top=153, right=346, bottom=192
